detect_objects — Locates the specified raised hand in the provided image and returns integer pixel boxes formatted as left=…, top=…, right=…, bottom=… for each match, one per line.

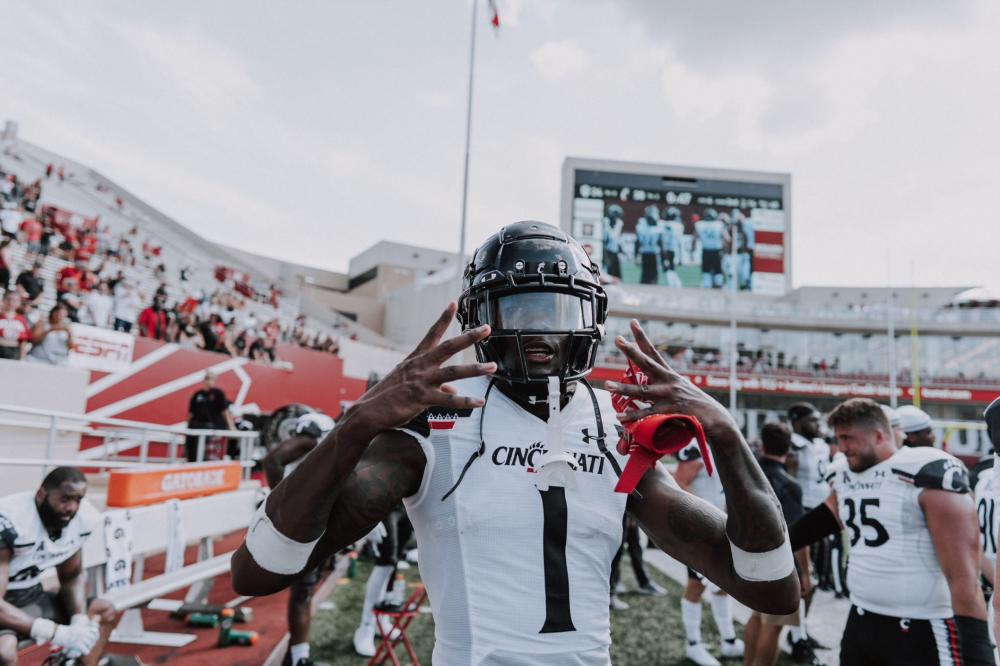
left=349, top=302, right=496, bottom=434
left=605, top=319, right=736, bottom=437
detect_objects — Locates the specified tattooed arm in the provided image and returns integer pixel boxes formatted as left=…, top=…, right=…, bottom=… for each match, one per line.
left=612, top=319, right=799, bottom=615
left=231, top=304, right=495, bottom=596
left=232, top=430, right=425, bottom=595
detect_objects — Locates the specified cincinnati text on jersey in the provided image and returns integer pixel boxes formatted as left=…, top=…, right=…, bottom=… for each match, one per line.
left=491, top=442, right=607, bottom=475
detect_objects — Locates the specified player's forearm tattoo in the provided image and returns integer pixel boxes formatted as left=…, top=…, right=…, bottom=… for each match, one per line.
left=666, top=493, right=725, bottom=546
left=345, top=456, right=418, bottom=524
left=318, top=441, right=423, bottom=551
left=708, top=431, right=787, bottom=550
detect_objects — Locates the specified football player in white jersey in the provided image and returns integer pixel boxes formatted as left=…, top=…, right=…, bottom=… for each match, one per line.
left=983, top=396, right=1000, bottom=659
left=789, top=398, right=992, bottom=665
left=0, top=467, right=115, bottom=666
left=233, top=222, right=799, bottom=665
left=898, top=405, right=937, bottom=448
left=262, top=412, right=336, bottom=666
left=970, top=445, right=996, bottom=655
left=673, top=442, right=744, bottom=666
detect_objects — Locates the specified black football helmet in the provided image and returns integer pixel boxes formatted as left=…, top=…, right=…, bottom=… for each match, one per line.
left=458, top=222, right=608, bottom=384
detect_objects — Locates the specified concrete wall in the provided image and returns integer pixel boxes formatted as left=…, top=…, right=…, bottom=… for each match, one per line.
left=0, top=359, right=89, bottom=493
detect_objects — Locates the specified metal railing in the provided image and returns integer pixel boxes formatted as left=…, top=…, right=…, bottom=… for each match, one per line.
left=0, top=403, right=260, bottom=478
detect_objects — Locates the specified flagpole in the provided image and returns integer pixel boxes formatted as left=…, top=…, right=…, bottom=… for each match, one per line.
left=457, top=0, right=479, bottom=286
left=728, top=227, right=739, bottom=414
left=886, top=251, right=897, bottom=408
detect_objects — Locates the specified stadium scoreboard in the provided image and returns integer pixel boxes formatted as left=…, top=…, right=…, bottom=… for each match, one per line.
left=561, top=158, right=791, bottom=295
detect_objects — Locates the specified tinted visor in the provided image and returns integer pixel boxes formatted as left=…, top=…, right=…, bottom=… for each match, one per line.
left=490, top=292, right=593, bottom=331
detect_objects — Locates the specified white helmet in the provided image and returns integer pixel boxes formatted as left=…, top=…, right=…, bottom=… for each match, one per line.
left=293, top=412, right=336, bottom=440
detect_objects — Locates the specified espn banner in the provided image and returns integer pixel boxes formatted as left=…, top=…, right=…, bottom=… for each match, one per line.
left=69, top=324, right=134, bottom=373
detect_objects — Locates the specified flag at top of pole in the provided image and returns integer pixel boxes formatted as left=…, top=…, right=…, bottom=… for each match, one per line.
left=489, top=0, right=501, bottom=29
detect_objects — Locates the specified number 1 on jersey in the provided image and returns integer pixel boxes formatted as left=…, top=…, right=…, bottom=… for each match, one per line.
left=538, top=487, right=577, bottom=633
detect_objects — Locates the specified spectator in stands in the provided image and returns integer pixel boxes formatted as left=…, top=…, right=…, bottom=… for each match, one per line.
left=0, top=204, right=21, bottom=240
left=137, top=296, right=168, bottom=340
left=112, top=280, right=141, bottom=333
left=56, top=278, right=83, bottom=323
left=0, top=175, right=14, bottom=201
left=0, top=292, right=30, bottom=360
left=18, top=214, right=42, bottom=256
left=56, top=259, right=87, bottom=297
left=184, top=371, right=235, bottom=462
left=176, top=313, right=204, bottom=350
left=27, top=305, right=73, bottom=366
left=82, top=281, right=113, bottom=329
left=0, top=239, right=11, bottom=293
left=15, top=262, right=44, bottom=304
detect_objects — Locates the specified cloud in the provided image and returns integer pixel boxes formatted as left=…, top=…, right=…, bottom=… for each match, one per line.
left=530, top=39, right=589, bottom=81
left=112, top=21, right=261, bottom=135
left=417, top=90, right=459, bottom=110
left=624, top=0, right=977, bottom=70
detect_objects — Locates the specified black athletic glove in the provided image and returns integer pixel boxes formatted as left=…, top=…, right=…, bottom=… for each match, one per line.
left=955, top=615, right=993, bottom=666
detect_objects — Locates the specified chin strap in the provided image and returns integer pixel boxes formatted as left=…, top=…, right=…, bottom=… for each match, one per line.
left=440, top=378, right=496, bottom=502
left=533, top=377, right=579, bottom=490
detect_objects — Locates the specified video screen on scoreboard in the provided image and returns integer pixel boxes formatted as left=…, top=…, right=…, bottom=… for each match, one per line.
left=567, top=164, right=789, bottom=295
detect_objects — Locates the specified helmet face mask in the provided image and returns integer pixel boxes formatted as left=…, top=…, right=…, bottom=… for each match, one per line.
left=458, top=222, right=607, bottom=385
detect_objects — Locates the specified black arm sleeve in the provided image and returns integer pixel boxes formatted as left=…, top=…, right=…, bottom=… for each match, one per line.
left=955, top=615, right=993, bottom=666
left=789, top=502, right=839, bottom=551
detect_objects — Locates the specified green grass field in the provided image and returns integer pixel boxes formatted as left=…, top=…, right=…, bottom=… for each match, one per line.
left=311, top=558, right=798, bottom=665
left=616, top=262, right=705, bottom=288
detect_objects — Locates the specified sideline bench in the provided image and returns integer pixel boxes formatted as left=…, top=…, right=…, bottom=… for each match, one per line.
left=82, top=484, right=261, bottom=647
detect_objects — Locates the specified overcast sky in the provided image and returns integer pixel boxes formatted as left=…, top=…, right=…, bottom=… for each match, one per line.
left=3, top=0, right=998, bottom=290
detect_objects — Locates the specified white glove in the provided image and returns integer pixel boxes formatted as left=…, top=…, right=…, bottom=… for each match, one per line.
left=30, top=614, right=100, bottom=655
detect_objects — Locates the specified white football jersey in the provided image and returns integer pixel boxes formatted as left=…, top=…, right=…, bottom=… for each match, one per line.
left=829, top=446, right=970, bottom=619
left=0, top=492, right=100, bottom=591
left=400, top=376, right=629, bottom=666
left=675, top=442, right=725, bottom=511
left=791, top=433, right=831, bottom=509
left=973, top=458, right=997, bottom=566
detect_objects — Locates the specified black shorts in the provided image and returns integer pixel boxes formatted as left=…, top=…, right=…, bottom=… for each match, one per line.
left=840, top=606, right=962, bottom=666
left=0, top=584, right=68, bottom=640
left=701, top=249, right=722, bottom=275
left=604, top=251, right=621, bottom=279
left=663, top=251, right=676, bottom=271
left=373, top=507, right=413, bottom=567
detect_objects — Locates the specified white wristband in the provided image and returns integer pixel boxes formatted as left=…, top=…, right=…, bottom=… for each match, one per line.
left=30, top=617, right=57, bottom=643
left=729, top=535, right=794, bottom=582
left=245, top=501, right=323, bottom=575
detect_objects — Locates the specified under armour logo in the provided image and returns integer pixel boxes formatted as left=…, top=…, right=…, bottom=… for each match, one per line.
left=581, top=428, right=605, bottom=444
